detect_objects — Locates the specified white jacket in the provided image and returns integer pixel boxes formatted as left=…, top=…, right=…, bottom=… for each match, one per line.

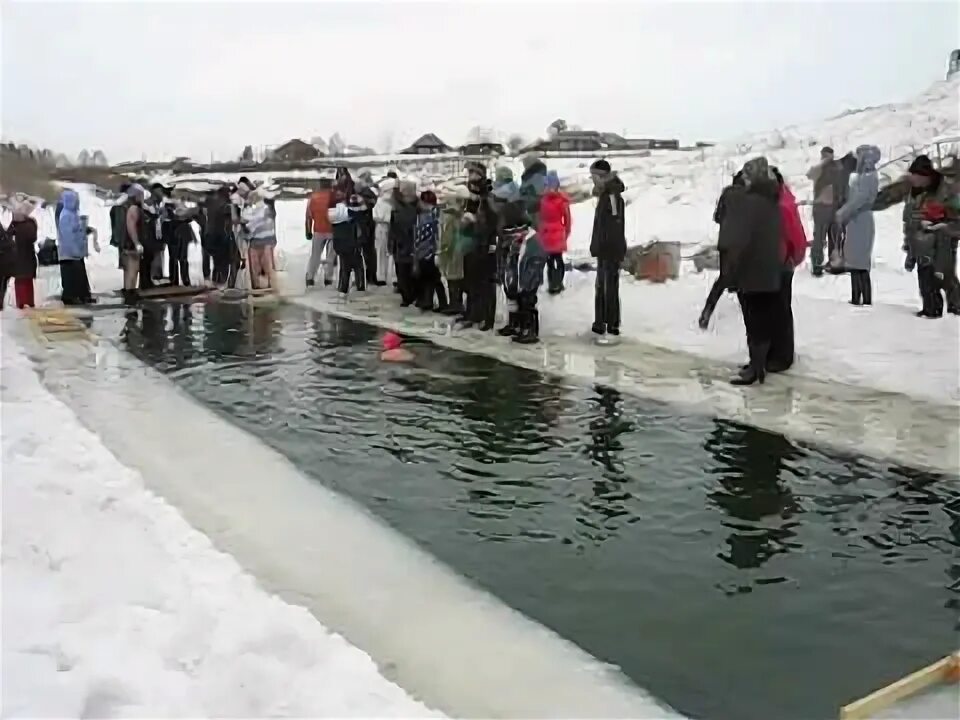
left=373, top=196, right=393, bottom=225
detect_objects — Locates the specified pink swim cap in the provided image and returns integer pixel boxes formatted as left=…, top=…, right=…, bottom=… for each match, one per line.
left=381, top=331, right=402, bottom=351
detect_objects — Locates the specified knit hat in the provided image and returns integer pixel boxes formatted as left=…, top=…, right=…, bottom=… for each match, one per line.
left=494, top=166, right=514, bottom=184
left=521, top=153, right=540, bottom=169
left=821, top=146, right=835, bottom=156
left=420, top=190, right=438, bottom=205
left=381, top=331, right=402, bottom=351
left=741, top=156, right=772, bottom=185
left=590, top=159, right=611, bottom=174
left=545, top=170, right=560, bottom=189
left=908, top=154, right=936, bottom=176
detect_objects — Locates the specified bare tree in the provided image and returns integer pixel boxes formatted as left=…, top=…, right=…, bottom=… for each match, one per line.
left=507, top=134, right=526, bottom=154
left=77, top=149, right=91, bottom=166
left=546, top=119, right=568, bottom=138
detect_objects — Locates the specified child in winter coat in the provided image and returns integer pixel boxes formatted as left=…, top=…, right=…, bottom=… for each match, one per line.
left=8, top=202, right=38, bottom=308
left=539, top=170, right=571, bottom=294
left=414, top=191, right=447, bottom=311
left=372, top=180, right=395, bottom=285
left=497, top=200, right=546, bottom=344
left=438, top=191, right=468, bottom=315
left=332, top=193, right=363, bottom=297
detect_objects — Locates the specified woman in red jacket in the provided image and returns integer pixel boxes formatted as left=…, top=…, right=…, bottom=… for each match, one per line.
left=539, top=170, right=571, bottom=294
left=768, top=168, right=808, bottom=373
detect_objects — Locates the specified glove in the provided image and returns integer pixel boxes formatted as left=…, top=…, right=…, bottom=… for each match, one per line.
left=904, top=256, right=915, bottom=272
left=306, top=231, right=312, bottom=241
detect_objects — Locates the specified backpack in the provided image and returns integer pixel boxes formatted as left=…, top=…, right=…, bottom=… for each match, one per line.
left=37, top=237, right=59, bottom=266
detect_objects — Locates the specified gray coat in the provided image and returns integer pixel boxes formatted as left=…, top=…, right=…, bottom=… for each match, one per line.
left=717, top=180, right=782, bottom=294
left=836, top=145, right=880, bottom=270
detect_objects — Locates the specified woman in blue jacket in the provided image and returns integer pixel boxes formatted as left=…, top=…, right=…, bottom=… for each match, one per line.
left=57, top=189, right=94, bottom=304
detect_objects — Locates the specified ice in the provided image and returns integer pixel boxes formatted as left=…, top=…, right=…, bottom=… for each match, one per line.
left=0, top=338, right=441, bottom=718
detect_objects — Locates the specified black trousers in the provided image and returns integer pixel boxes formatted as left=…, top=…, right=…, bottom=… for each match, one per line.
left=446, top=279, right=465, bottom=312
left=361, top=238, right=378, bottom=284
left=918, top=265, right=944, bottom=316
left=168, top=234, right=191, bottom=287
left=338, top=247, right=364, bottom=294
left=417, top=259, right=447, bottom=309
left=594, top=258, right=621, bottom=332
left=464, top=251, right=496, bottom=326
left=0, top=276, right=8, bottom=309
left=60, top=259, right=92, bottom=305
left=395, top=260, right=416, bottom=304
left=546, top=253, right=565, bottom=292
left=207, top=235, right=231, bottom=285
left=739, top=291, right=779, bottom=373
left=226, top=240, right=242, bottom=289
left=849, top=269, right=872, bottom=306
left=139, top=247, right=156, bottom=290
left=701, top=276, right=726, bottom=322
left=201, top=244, right=212, bottom=281
left=768, top=269, right=795, bottom=370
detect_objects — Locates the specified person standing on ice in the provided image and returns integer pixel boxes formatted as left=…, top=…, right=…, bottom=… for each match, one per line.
left=328, top=192, right=363, bottom=299
left=372, top=179, right=395, bottom=287
left=540, top=170, right=571, bottom=295
left=305, top=178, right=337, bottom=288
left=437, top=189, right=468, bottom=316
left=240, top=189, right=279, bottom=290
left=588, top=159, right=626, bottom=342
left=699, top=171, right=745, bottom=329
left=767, top=167, right=808, bottom=372
left=412, top=190, right=446, bottom=311
left=717, top=157, right=782, bottom=385
left=56, top=189, right=95, bottom=305
left=835, top=144, right=880, bottom=306
left=903, top=154, right=960, bottom=317
left=7, top=202, right=38, bottom=309
left=389, top=180, right=420, bottom=306
left=355, top=175, right=382, bottom=287
left=460, top=166, right=498, bottom=331
left=228, top=178, right=256, bottom=289
left=116, top=184, right=147, bottom=305
left=806, top=146, right=840, bottom=276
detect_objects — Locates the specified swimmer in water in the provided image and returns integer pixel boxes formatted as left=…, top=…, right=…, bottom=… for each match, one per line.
left=380, top=331, right=414, bottom=362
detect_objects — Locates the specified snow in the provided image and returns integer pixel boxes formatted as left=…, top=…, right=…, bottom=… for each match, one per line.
left=0, top=336, right=439, bottom=718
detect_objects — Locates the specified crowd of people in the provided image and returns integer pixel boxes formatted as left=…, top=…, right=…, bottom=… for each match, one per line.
left=301, top=155, right=599, bottom=345
left=1, top=145, right=957, bottom=387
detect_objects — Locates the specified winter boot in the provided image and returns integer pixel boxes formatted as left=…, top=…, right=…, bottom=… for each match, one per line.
left=122, top=289, right=139, bottom=306
left=849, top=272, right=862, bottom=306
left=861, top=273, right=872, bottom=306
left=513, top=311, right=540, bottom=344
left=731, top=342, right=768, bottom=386
left=498, top=312, right=519, bottom=337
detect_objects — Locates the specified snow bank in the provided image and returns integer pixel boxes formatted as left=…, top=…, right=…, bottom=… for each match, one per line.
left=0, top=338, right=439, bottom=718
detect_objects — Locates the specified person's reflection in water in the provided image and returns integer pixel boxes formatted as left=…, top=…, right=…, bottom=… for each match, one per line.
left=704, top=419, right=803, bottom=570
left=169, top=302, right=194, bottom=370
left=576, top=385, right=636, bottom=543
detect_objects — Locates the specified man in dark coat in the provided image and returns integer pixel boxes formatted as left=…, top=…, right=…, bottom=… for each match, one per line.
left=355, top=179, right=380, bottom=285
left=389, top=181, right=419, bottom=306
left=589, top=159, right=626, bottom=341
left=717, top=156, right=783, bottom=385
left=460, top=165, right=498, bottom=330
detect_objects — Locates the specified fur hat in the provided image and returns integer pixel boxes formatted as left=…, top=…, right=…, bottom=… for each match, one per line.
left=521, top=153, right=540, bottom=169
left=908, top=154, right=936, bottom=176
left=741, top=156, right=772, bottom=185
left=590, top=159, right=612, bottom=174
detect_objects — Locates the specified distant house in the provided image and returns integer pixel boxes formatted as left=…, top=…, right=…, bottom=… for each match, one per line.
left=460, top=142, right=505, bottom=157
left=525, top=130, right=680, bottom=154
left=271, top=138, right=323, bottom=162
left=400, top=133, right=453, bottom=155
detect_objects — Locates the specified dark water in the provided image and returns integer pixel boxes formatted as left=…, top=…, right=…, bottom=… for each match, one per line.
left=99, top=301, right=959, bottom=720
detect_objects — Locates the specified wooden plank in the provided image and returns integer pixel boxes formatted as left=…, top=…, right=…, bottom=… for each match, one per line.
left=840, top=652, right=960, bottom=719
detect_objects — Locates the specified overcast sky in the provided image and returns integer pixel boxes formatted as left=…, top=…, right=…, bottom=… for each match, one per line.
left=2, top=0, right=957, bottom=163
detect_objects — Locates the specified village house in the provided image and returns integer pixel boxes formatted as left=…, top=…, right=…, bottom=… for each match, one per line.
left=400, top=133, right=453, bottom=155
left=524, top=130, right=679, bottom=154
left=269, top=138, right=323, bottom=162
